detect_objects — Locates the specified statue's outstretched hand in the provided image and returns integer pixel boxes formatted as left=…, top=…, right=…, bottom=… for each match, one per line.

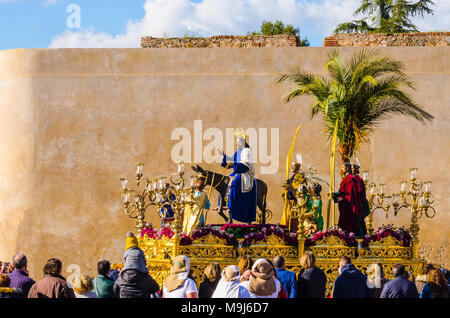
left=218, top=149, right=224, bottom=156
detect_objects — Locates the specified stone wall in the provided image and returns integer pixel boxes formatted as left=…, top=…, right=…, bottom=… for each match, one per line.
left=324, top=32, right=450, bottom=47
left=0, top=47, right=448, bottom=279
left=141, top=34, right=299, bottom=48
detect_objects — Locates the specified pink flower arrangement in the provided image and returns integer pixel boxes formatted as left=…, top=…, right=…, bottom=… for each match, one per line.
left=190, top=227, right=238, bottom=246
left=241, top=224, right=297, bottom=246
left=305, top=226, right=357, bottom=247
left=140, top=226, right=192, bottom=245
left=362, top=224, right=411, bottom=247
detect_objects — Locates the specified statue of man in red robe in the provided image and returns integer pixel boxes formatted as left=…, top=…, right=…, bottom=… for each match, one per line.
left=333, top=162, right=367, bottom=236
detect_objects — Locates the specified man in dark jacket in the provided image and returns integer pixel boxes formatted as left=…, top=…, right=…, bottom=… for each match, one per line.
left=332, top=256, right=370, bottom=298
left=273, top=255, right=297, bottom=298
left=7, top=253, right=35, bottom=298
left=113, top=269, right=159, bottom=298
left=380, top=264, right=418, bottom=298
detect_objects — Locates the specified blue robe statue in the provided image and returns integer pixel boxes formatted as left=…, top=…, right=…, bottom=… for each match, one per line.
left=221, top=147, right=257, bottom=223
left=159, top=193, right=176, bottom=227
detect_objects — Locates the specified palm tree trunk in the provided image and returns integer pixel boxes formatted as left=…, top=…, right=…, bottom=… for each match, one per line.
left=339, top=143, right=351, bottom=163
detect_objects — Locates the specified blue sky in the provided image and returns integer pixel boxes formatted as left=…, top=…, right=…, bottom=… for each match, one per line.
left=0, top=0, right=449, bottom=50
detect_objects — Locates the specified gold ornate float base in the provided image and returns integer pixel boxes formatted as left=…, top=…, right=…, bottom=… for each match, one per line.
left=139, top=234, right=426, bottom=296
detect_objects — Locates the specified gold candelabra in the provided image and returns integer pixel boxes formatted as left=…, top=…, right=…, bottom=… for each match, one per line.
left=120, top=162, right=201, bottom=234
left=391, top=168, right=435, bottom=258
left=362, top=170, right=391, bottom=234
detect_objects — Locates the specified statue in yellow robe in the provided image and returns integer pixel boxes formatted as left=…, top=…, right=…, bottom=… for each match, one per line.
left=182, top=175, right=210, bottom=235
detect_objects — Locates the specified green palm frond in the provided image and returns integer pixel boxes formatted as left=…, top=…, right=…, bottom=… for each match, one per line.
left=277, top=48, right=433, bottom=161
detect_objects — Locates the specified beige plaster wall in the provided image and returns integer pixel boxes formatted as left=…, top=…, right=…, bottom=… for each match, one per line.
left=0, top=47, right=448, bottom=279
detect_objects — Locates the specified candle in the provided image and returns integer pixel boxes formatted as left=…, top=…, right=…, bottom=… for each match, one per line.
left=425, top=181, right=431, bottom=193
left=136, top=163, right=143, bottom=176
left=120, top=178, right=128, bottom=190
left=410, top=168, right=417, bottom=180
left=178, top=162, right=185, bottom=174
left=400, top=181, right=407, bottom=193
left=385, top=196, right=391, bottom=206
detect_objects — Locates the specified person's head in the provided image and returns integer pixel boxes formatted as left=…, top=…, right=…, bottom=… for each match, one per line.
left=0, top=274, right=10, bottom=287
left=367, top=262, right=385, bottom=288
left=300, top=252, right=316, bottom=270
left=71, top=274, right=94, bottom=295
left=12, top=253, right=27, bottom=271
left=313, top=183, right=322, bottom=198
left=43, top=258, right=62, bottom=277
left=237, top=256, right=253, bottom=274
left=392, top=264, right=406, bottom=278
left=428, top=268, right=447, bottom=287
left=273, top=255, right=285, bottom=269
left=171, top=255, right=190, bottom=275
left=427, top=268, right=449, bottom=297
left=236, top=136, right=246, bottom=149
left=125, top=231, right=139, bottom=250
left=338, top=256, right=351, bottom=274
left=222, top=265, right=240, bottom=282
left=422, top=263, right=436, bottom=275
left=203, top=262, right=221, bottom=283
left=339, top=256, right=351, bottom=267
left=195, top=175, right=206, bottom=191
left=342, top=162, right=353, bottom=175
left=291, top=161, right=301, bottom=173
left=97, top=260, right=111, bottom=276
left=352, top=164, right=360, bottom=175
left=248, top=259, right=276, bottom=296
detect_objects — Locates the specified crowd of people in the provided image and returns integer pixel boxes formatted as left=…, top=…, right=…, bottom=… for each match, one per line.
left=1, top=231, right=449, bottom=299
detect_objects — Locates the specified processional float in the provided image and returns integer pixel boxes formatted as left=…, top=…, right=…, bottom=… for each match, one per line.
left=119, top=155, right=435, bottom=295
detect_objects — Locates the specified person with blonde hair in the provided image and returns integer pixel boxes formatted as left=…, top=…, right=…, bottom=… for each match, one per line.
left=366, top=262, right=389, bottom=298
left=297, top=252, right=327, bottom=298
left=163, top=255, right=198, bottom=298
left=199, top=262, right=221, bottom=298
left=71, top=274, right=97, bottom=298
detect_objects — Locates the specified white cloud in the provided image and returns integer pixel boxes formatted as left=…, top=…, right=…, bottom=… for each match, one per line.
left=48, top=0, right=449, bottom=48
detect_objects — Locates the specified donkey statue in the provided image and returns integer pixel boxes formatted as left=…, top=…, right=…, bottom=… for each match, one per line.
left=191, top=165, right=271, bottom=224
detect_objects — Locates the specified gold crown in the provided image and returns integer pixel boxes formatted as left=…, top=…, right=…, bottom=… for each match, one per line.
left=234, top=127, right=248, bottom=139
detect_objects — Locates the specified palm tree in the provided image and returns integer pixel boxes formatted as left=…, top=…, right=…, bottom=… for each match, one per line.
left=277, top=48, right=433, bottom=163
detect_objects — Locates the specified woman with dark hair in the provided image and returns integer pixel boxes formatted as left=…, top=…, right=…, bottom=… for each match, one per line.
left=420, top=268, right=449, bottom=298
left=28, top=258, right=75, bottom=298
left=198, top=262, right=221, bottom=298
